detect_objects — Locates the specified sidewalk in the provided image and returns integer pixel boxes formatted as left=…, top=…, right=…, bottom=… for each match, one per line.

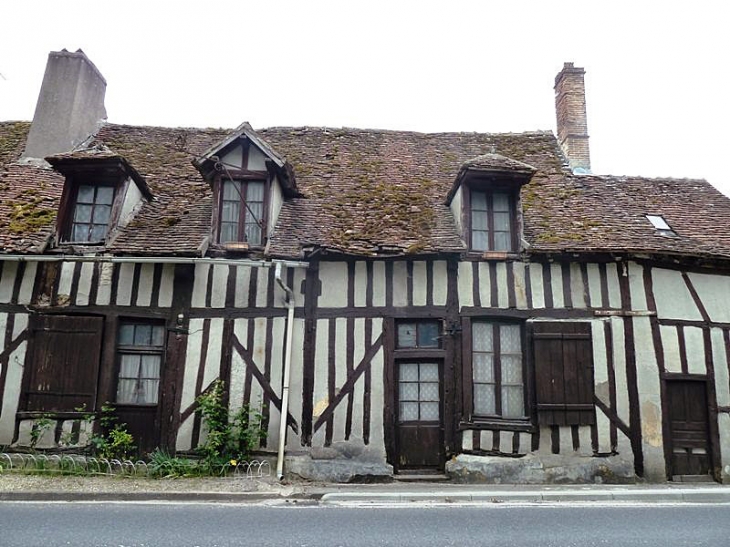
left=1, top=474, right=729, bottom=504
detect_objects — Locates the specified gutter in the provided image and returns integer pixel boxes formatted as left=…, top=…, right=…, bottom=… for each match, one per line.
left=274, top=262, right=296, bottom=481
left=0, top=254, right=308, bottom=269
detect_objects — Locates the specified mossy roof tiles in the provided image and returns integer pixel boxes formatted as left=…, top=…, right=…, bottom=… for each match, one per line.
left=1, top=121, right=730, bottom=262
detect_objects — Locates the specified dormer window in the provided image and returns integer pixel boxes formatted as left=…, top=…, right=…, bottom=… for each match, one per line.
left=47, top=152, right=152, bottom=246
left=220, top=178, right=265, bottom=246
left=470, top=189, right=515, bottom=252
left=192, top=122, right=300, bottom=253
left=70, top=182, right=116, bottom=243
left=446, top=153, right=536, bottom=256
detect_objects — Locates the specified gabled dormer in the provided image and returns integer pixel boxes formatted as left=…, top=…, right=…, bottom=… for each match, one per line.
left=446, top=153, right=536, bottom=257
left=47, top=149, right=152, bottom=246
left=193, top=123, right=298, bottom=253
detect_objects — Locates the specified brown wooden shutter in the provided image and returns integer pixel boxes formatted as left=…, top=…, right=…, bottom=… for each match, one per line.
left=25, top=315, right=103, bottom=412
left=532, top=322, right=594, bottom=425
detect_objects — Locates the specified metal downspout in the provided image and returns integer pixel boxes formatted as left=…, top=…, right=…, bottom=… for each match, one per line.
left=274, top=262, right=295, bottom=480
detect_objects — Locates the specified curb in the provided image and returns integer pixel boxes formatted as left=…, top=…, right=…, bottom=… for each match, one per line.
left=0, top=491, right=321, bottom=504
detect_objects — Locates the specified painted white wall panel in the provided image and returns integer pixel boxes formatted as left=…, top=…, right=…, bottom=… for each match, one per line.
left=660, top=326, right=682, bottom=373
left=558, top=426, right=574, bottom=454
left=718, top=413, right=730, bottom=483
left=462, top=430, right=473, bottom=451
left=412, top=261, right=427, bottom=306
left=354, top=261, right=367, bottom=307
left=478, top=262, right=490, bottom=307
left=578, top=426, right=593, bottom=456
left=234, top=266, right=251, bottom=308
left=529, top=263, right=545, bottom=309
left=369, top=318, right=386, bottom=453
left=135, top=264, right=155, bottom=307
left=519, top=433, right=531, bottom=454
left=255, top=268, right=269, bottom=308
left=115, top=263, right=135, bottom=306
left=210, top=265, right=228, bottom=308
left=570, top=263, right=586, bottom=308
left=606, top=263, right=622, bottom=308
left=496, top=263, right=508, bottom=308
left=392, top=261, right=408, bottom=307
left=457, top=261, right=473, bottom=309
left=221, top=144, right=243, bottom=169
left=286, top=318, right=306, bottom=448
left=191, top=264, right=209, bottom=308
left=688, top=272, right=730, bottom=323
left=711, top=328, right=730, bottom=407
left=229, top=319, right=248, bottom=413
left=550, top=263, right=564, bottom=308
left=247, top=144, right=267, bottom=170
left=75, top=262, right=94, bottom=306
left=158, top=264, right=175, bottom=308
left=450, top=186, right=463, bottom=232
left=180, top=318, right=204, bottom=414
left=313, top=319, right=329, bottom=429
left=433, top=261, right=448, bottom=307
left=0, top=262, right=18, bottom=303
left=203, top=318, right=225, bottom=390
left=596, top=409, right=612, bottom=454
left=587, top=263, right=602, bottom=308
left=350, top=318, right=366, bottom=441
left=17, top=262, right=37, bottom=305
left=372, top=261, right=386, bottom=307
left=57, top=262, right=74, bottom=301
left=513, top=262, right=527, bottom=309
left=684, top=326, right=706, bottom=375
left=628, top=262, right=647, bottom=311
left=652, top=268, right=703, bottom=321
left=318, top=263, right=348, bottom=308
left=611, top=318, right=630, bottom=426
left=267, top=317, right=286, bottom=450
left=500, top=431, right=513, bottom=453
left=96, top=263, right=113, bottom=305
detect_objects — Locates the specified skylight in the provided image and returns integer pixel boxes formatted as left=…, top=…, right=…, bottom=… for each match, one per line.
left=646, top=215, right=677, bottom=237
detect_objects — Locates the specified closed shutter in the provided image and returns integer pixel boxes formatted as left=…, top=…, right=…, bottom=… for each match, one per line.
left=533, top=322, right=594, bottom=425
left=25, top=315, right=103, bottom=411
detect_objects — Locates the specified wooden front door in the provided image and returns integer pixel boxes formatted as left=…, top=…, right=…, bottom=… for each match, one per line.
left=667, top=380, right=712, bottom=477
left=395, top=361, right=443, bottom=470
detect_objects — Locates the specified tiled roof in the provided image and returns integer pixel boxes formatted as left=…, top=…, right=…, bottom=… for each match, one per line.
left=1, top=120, right=730, bottom=262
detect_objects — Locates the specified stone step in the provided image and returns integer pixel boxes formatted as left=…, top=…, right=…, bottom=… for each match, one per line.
left=672, top=474, right=715, bottom=483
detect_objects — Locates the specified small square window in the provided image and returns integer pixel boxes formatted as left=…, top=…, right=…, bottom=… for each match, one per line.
left=116, top=322, right=165, bottom=406
left=646, top=214, right=677, bottom=237
left=397, top=321, right=441, bottom=349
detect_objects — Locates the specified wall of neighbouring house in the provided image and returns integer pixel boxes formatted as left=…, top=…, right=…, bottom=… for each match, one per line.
left=1, top=256, right=729, bottom=483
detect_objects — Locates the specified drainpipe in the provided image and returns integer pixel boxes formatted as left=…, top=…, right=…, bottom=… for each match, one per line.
left=274, top=262, right=295, bottom=480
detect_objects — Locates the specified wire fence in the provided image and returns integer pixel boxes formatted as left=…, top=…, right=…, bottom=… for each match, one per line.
left=0, top=452, right=271, bottom=479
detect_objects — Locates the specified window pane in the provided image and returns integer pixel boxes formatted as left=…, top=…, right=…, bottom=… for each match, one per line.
left=472, top=322, right=493, bottom=352
left=220, top=222, right=238, bottom=243
left=151, top=325, right=166, bottom=346
left=116, top=379, right=137, bottom=404
left=417, top=323, right=440, bottom=348
left=472, top=230, right=488, bottom=251
left=501, top=355, right=523, bottom=384
left=502, top=386, right=524, bottom=418
left=399, top=362, right=418, bottom=382
left=77, top=185, right=95, bottom=203
left=134, top=324, right=152, bottom=345
left=500, top=325, right=521, bottom=352
left=93, top=204, right=111, bottom=224
left=472, top=211, right=488, bottom=231
left=493, top=211, right=510, bottom=232
left=247, top=181, right=265, bottom=202
left=74, top=204, right=92, bottom=223
left=420, top=402, right=439, bottom=421
left=96, top=186, right=115, bottom=205
left=474, top=384, right=496, bottom=415
left=139, top=379, right=160, bottom=404
left=471, top=190, right=487, bottom=211
left=223, top=180, right=240, bottom=200
left=400, top=402, right=419, bottom=422
left=397, top=323, right=417, bottom=348
left=493, top=192, right=510, bottom=212
left=399, top=382, right=418, bottom=402
left=221, top=200, right=240, bottom=223
left=90, top=224, right=107, bottom=241
left=419, top=382, right=439, bottom=402
left=140, top=355, right=161, bottom=378
left=118, top=324, right=135, bottom=345
left=245, top=222, right=262, bottom=245
left=419, top=362, right=439, bottom=382
left=494, top=231, right=510, bottom=251
left=247, top=201, right=263, bottom=222
left=473, top=353, right=494, bottom=382
left=119, top=354, right=140, bottom=378
left=72, top=223, right=90, bottom=242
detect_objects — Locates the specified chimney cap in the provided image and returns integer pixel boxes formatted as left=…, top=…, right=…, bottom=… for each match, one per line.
left=554, top=61, right=585, bottom=88
left=47, top=48, right=107, bottom=86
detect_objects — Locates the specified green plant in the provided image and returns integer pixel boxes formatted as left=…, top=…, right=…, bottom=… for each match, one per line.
left=87, top=404, right=136, bottom=460
left=147, top=449, right=200, bottom=478
left=29, top=414, right=54, bottom=452
left=195, top=380, right=265, bottom=473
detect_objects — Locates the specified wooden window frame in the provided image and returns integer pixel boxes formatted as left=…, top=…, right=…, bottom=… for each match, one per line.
left=115, top=320, right=167, bottom=407
left=461, top=179, right=519, bottom=255
left=58, top=173, right=125, bottom=245
left=213, top=172, right=270, bottom=248
left=395, top=319, right=442, bottom=350
left=461, top=318, right=530, bottom=427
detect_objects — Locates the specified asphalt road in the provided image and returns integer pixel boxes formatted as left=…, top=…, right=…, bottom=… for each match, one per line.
left=1, top=502, right=729, bottom=547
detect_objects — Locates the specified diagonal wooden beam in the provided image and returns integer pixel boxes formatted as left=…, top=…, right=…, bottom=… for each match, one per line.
left=0, top=330, right=29, bottom=411
left=314, top=334, right=384, bottom=433
left=232, top=334, right=299, bottom=434
left=594, top=395, right=631, bottom=438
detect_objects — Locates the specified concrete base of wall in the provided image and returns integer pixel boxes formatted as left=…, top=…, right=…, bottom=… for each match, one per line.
left=285, top=441, right=392, bottom=483
left=446, top=453, right=636, bottom=484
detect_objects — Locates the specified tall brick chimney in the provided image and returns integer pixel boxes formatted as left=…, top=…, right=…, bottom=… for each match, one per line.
left=22, top=49, right=107, bottom=161
left=554, top=62, right=590, bottom=173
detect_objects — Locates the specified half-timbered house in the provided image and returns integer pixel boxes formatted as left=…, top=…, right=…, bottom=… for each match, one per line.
left=1, top=50, right=729, bottom=483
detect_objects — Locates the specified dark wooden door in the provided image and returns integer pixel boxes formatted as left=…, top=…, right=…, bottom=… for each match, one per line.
left=667, top=380, right=711, bottom=476
left=396, top=361, right=443, bottom=470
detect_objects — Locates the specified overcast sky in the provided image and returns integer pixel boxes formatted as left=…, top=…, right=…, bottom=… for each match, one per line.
left=1, top=1, right=728, bottom=194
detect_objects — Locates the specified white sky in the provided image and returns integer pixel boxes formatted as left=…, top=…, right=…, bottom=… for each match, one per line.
left=1, top=1, right=728, bottom=193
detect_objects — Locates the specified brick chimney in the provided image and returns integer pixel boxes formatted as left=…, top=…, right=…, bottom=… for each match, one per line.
left=22, top=49, right=107, bottom=160
left=554, top=62, right=590, bottom=173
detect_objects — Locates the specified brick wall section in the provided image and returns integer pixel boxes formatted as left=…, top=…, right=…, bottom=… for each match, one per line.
left=554, top=62, right=591, bottom=172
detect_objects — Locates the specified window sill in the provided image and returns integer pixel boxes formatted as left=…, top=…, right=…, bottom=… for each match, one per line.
left=464, top=251, right=522, bottom=262
left=459, top=418, right=535, bottom=433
